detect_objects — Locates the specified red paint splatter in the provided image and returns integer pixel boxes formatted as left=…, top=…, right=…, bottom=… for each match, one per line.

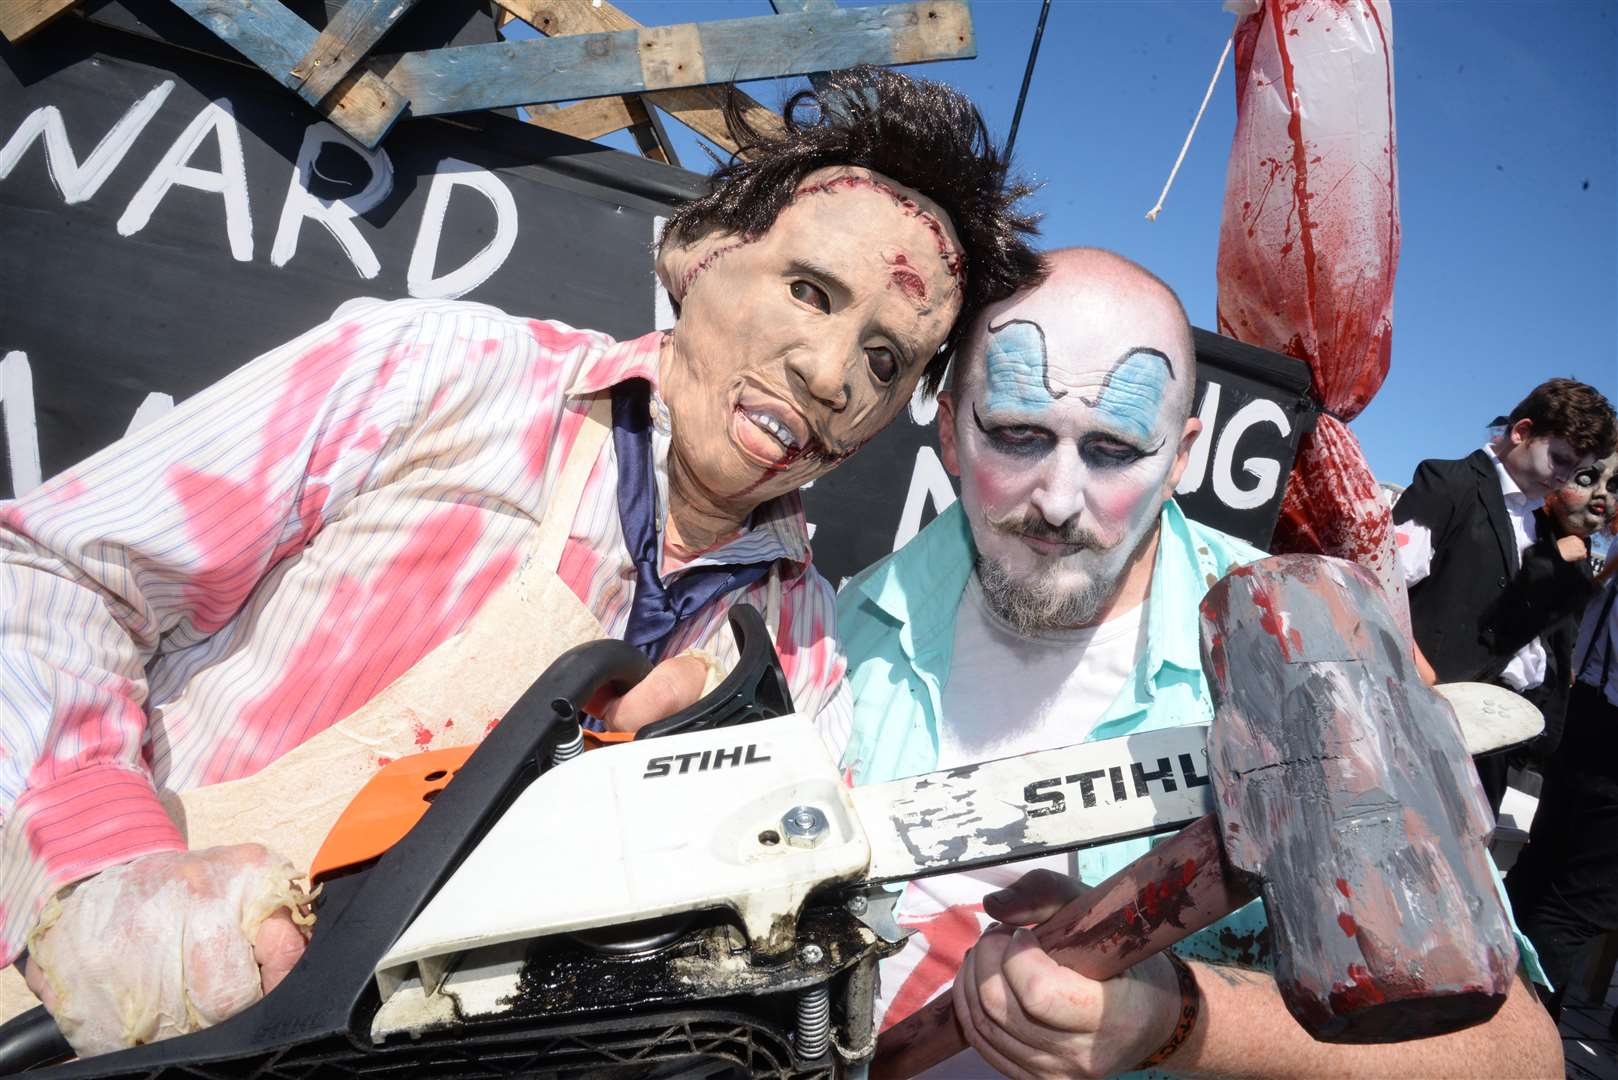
left=201, top=504, right=520, bottom=783
left=28, top=700, right=139, bottom=788
left=1130, top=857, right=1199, bottom=927
left=1336, top=878, right=1352, bottom=898
left=882, top=901, right=986, bottom=1031
left=377, top=755, right=393, bottom=767
left=1249, top=584, right=1296, bottom=660
left=527, top=320, right=589, bottom=355
left=1333, top=962, right=1388, bottom=1011
left=412, top=721, right=433, bottom=748
left=518, top=330, right=583, bottom=482
left=1207, top=630, right=1229, bottom=685
left=164, top=324, right=417, bottom=634
left=1338, top=912, right=1357, bottom=937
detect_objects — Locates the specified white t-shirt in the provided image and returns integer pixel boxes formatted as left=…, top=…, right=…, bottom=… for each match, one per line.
left=874, top=573, right=1145, bottom=1077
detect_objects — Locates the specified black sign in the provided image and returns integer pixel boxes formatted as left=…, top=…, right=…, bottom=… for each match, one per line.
left=1, top=14, right=1316, bottom=589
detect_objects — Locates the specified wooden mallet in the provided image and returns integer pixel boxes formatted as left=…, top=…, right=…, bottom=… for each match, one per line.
left=874, top=554, right=1518, bottom=1077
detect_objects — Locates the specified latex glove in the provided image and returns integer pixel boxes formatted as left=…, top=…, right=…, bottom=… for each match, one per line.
left=596, top=650, right=719, bottom=733
left=23, top=844, right=311, bottom=1057
left=953, top=868, right=1182, bottom=1080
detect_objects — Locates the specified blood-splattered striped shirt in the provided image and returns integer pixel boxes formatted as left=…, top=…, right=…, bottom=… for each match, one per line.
left=0, top=298, right=850, bottom=964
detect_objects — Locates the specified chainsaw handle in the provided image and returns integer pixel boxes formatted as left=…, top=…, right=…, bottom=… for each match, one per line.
left=634, top=603, right=793, bottom=740
left=0, top=1005, right=69, bottom=1073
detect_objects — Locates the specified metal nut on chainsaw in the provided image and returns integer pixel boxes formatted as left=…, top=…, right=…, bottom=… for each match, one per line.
left=782, top=804, right=829, bottom=848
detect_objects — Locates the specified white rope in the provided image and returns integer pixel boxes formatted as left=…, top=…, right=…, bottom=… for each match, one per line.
left=1145, top=30, right=1236, bottom=222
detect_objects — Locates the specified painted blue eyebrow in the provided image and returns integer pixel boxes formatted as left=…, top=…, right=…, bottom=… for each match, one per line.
left=1079, top=348, right=1175, bottom=443
left=981, top=319, right=1063, bottom=415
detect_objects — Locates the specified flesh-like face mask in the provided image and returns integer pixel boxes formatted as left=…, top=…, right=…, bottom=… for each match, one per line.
left=1546, top=452, right=1618, bottom=538
left=939, top=262, right=1196, bottom=632
left=656, top=167, right=964, bottom=511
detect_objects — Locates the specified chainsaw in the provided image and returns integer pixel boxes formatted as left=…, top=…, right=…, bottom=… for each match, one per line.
left=0, top=604, right=1538, bottom=1078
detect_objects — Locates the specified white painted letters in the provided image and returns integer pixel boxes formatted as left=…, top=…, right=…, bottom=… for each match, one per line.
left=1175, top=380, right=1222, bottom=496
left=407, top=158, right=518, bottom=300
left=125, top=392, right=176, bottom=435
left=117, top=98, right=254, bottom=261
left=893, top=445, right=957, bottom=551
left=1211, top=398, right=1292, bottom=510
left=0, top=81, right=174, bottom=205
left=271, top=123, right=393, bottom=278
left=652, top=214, right=676, bottom=330
left=0, top=352, right=41, bottom=497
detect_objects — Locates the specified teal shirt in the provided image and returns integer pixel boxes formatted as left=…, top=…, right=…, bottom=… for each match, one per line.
left=835, top=499, right=1546, bottom=1026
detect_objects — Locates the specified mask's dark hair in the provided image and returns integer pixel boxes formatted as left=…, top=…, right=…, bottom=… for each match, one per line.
left=660, top=65, right=1044, bottom=395
left=1508, top=378, right=1618, bottom=458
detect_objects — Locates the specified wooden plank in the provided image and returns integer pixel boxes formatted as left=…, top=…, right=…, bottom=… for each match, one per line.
left=769, top=0, right=837, bottom=91
left=495, top=0, right=779, bottom=153
left=290, top=0, right=421, bottom=104
left=770, top=0, right=838, bottom=13
left=525, top=96, right=641, bottom=141
left=637, top=101, right=681, bottom=167
left=380, top=2, right=974, bottom=120
left=523, top=97, right=675, bottom=166
left=493, top=0, right=801, bottom=152
left=166, top=0, right=408, bottom=148
left=0, top=0, right=79, bottom=43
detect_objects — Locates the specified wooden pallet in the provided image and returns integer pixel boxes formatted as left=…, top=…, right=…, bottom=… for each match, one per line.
left=3, top=0, right=976, bottom=158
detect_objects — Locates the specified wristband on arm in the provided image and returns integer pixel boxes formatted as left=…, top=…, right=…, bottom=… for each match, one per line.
left=1136, top=950, right=1201, bottom=1071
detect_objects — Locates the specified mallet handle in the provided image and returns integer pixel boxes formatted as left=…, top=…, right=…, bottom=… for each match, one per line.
left=872, top=814, right=1255, bottom=1080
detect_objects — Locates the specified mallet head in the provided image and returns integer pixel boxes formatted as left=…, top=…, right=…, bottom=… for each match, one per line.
left=1199, top=554, right=1516, bottom=1042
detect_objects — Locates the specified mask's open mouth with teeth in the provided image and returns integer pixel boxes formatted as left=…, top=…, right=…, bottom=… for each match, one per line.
left=733, top=400, right=819, bottom=470
left=743, top=406, right=801, bottom=451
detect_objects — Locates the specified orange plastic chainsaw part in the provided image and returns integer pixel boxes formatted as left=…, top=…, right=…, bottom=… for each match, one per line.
left=308, top=729, right=635, bottom=884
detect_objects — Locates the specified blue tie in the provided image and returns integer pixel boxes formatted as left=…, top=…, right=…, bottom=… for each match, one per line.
left=611, top=380, right=772, bottom=662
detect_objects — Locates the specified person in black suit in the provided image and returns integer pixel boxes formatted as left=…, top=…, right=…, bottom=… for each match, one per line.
left=1485, top=452, right=1617, bottom=765
left=1505, top=453, right=1618, bottom=1016
left=1393, top=378, right=1617, bottom=812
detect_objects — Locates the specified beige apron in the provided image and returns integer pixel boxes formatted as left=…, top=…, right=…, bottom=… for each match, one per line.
left=0, top=398, right=614, bottom=1022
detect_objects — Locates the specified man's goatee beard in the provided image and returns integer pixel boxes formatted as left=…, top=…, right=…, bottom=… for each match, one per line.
left=976, top=554, right=1113, bottom=635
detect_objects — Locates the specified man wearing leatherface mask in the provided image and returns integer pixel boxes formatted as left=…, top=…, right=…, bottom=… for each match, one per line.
left=0, top=66, right=1040, bottom=1058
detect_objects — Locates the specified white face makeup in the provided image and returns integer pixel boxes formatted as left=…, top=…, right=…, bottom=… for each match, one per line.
left=657, top=167, right=964, bottom=520
left=1500, top=422, right=1588, bottom=500
left=1547, top=452, right=1618, bottom=538
left=939, top=259, right=1197, bottom=631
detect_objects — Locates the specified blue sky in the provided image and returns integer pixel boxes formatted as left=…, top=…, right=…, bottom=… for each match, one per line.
left=579, top=0, right=1616, bottom=488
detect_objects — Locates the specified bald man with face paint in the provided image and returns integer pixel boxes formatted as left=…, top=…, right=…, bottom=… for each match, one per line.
left=828, top=248, right=1563, bottom=1079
